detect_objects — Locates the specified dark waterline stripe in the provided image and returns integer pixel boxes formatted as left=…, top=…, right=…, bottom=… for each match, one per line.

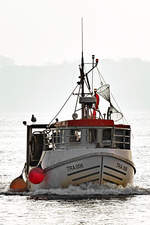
left=89, top=178, right=99, bottom=183
left=100, top=156, right=103, bottom=185
left=104, top=165, right=126, bottom=175
left=103, top=172, right=123, bottom=181
left=103, top=178, right=119, bottom=185
left=68, top=165, right=100, bottom=176
left=72, top=171, right=99, bottom=182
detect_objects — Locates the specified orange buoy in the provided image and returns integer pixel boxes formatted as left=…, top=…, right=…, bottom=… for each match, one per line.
left=10, top=175, right=27, bottom=192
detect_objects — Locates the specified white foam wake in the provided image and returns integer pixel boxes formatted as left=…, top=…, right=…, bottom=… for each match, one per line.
left=1, top=183, right=150, bottom=199
left=31, top=183, right=150, bottom=199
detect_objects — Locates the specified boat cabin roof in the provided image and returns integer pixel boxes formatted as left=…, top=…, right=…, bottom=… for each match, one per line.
left=28, top=119, right=130, bottom=130
left=54, top=119, right=130, bottom=129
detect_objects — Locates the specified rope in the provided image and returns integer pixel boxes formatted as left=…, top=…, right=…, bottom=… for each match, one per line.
left=37, top=151, right=46, bottom=167
left=48, top=84, right=79, bottom=127
left=74, top=84, right=81, bottom=114
left=96, top=67, right=128, bottom=124
left=96, top=67, right=105, bottom=85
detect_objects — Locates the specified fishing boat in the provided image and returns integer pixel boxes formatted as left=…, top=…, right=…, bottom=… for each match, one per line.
left=10, top=31, right=136, bottom=192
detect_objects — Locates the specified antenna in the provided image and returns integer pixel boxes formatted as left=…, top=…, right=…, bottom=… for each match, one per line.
left=81, top=17, right=84, bottom=72
left=81, top=17, right=83, bottom=54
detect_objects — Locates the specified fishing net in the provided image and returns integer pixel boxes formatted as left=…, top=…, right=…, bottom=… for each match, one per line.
left=107, top=105, right=123, bottom=122
left=97, top=84, right=123, bottom=122
left=97, top=84, right=110, bottom=102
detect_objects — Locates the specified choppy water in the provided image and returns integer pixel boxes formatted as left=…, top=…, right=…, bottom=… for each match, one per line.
left=0, top=111, right=150, bottom=225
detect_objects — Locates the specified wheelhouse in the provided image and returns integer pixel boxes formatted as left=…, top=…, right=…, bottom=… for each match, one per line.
left=46, top=119, right=131, bottom=150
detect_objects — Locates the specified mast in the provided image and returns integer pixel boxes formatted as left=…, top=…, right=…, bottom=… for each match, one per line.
left=81, top=18, right=85, bottom=118
left=79, top=19, right=99, bottom=119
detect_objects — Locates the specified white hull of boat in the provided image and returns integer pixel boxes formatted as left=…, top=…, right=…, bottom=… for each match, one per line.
left=28, top=149, right=135, bottom=190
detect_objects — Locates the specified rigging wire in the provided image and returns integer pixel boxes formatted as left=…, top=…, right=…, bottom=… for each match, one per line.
left=74, top=83, right=81, bottom=114
left=96, top=67, right=105, bottom=85
left=96, top=67, right=128, bottom=124
left=48, top=84, right=79, bottom=127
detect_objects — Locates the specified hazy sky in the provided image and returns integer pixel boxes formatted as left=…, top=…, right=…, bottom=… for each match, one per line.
left=0, top=0, right=150, bottom=65
left=0, top=58, right=149, bottom=115
left=0, top=0, right=150, bottom=116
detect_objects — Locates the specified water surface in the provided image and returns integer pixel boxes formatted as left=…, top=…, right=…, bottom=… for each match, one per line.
left=0, top=112, right=150, bottom=225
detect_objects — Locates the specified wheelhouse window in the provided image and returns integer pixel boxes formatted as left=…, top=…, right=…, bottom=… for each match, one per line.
left=102, top=128, right=112, bottom=147
left=103, top=128, right=111, bottom=140
left=51, top=129, right=61, bottom=144
left=114, top=128, right=130, bottom=150
left=89, top=129, right=97, bottom=143
left=70, top=129, right=81, bottom=142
